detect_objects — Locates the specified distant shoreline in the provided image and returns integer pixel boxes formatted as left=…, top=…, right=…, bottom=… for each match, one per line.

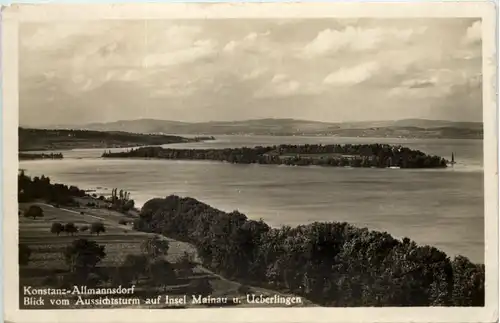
left=18, top=127, right=215, bottom=152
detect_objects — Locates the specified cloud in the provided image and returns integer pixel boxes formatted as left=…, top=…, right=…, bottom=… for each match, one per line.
left=254, top=73, right=320, bottom=98
left=241, top=67, right=268, bottom=81
left=223, top=30, right=271, bottom=54
left=462, top=20, right=482, bottom=45
left=143, top=39, right=218, bottom=67
left=324, top=62, right=380, bottom=85
left=389, top=69, right=481, bottom=100
left=19, top=19, right=483, bottom=125
left=302, top=26, right=426, bottom=58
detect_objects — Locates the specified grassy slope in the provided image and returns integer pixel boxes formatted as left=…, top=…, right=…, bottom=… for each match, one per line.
left=19, top=202, right=314, bottom=309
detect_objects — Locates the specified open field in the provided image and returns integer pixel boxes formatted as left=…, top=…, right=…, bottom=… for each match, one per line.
left=19, top=202, right=313, bottom=309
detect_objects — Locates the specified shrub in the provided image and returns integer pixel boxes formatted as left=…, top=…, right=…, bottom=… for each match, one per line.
left=122, top=254, right=149, bottom=283
left=64, top=223, right=78, bottom=235
left=141, top=236, right=169, bottom=259
left=90, top=222, right=106, bottom=235
left=50, top=222, right=64, bottom=235
left=24, top=205, right=44, bottom=219
left=63, top=239, right=106, bottom=274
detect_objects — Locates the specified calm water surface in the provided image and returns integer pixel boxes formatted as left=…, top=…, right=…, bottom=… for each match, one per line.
left=20, top=136, right=484, bottom=263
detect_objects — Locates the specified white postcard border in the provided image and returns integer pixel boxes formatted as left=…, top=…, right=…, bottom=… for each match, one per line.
left=2, top=2, right=498, bottom=323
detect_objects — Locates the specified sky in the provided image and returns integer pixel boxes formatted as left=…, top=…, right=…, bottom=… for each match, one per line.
left=19, top=18, right=482, bottom=126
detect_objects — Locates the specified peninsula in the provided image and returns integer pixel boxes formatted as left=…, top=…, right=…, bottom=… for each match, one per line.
left=19, top=127, right=214, bottom=151
left=101, top=144, right=448, bottom=169
left=19, top=152, right=64, bottom=160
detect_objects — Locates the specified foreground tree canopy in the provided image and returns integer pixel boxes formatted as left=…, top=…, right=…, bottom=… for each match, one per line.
left=134, top=195, right=484, bottom=307
left=102, top=144, right=448, bottom=169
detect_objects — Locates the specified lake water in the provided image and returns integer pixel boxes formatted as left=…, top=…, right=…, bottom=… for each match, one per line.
left=20, top=135, right=484, bottom=263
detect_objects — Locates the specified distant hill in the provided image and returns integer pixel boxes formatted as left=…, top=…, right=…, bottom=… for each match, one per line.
left=34, top=118, right=483, bottom=140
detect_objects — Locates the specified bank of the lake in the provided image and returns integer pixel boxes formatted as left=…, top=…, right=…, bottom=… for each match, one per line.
left=19, top=127, right=214, bottom=151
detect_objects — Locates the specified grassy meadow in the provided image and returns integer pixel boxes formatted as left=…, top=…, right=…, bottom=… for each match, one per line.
left=19, top=201, right=312, bottom=309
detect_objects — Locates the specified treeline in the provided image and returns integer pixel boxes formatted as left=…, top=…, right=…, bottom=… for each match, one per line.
left=18, top=170, right=85, bottom=205
left=134, top=196, right=484, bottom=307
left=19, top=153, right=63, bottom=160
left=19, top=127, right=204, bottom=151
left=103, top=144, right=448, bottom=168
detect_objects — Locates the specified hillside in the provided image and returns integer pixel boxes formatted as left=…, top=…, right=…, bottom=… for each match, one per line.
left=39, top=118, right=483, bottom=139
left=18, top=128, right=211, bottom=151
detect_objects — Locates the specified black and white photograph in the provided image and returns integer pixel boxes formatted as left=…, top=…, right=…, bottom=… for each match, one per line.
left=2, top=2, right=498, bottom=323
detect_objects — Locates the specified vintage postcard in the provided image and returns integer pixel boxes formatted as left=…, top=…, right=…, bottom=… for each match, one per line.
left=2, top=2, right=498, bottom=323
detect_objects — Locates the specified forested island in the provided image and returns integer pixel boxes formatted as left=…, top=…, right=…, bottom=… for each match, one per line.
left=102, top=144, right=448, bottom=169
left=19, top=153, right=64, bottom=160
left=19, top=127, right=214, bottom=151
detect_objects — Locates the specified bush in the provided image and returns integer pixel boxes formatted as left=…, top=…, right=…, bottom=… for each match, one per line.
left=64, top=223, right=78, bottom=235
left=122, top=254, right=149, bottom=283
left=24, top=205, right=44, bottom=219
left=63, top=239, right=106, bottom=274
left=90, top=222, right=106, bottom=235
left=141, top=236, right=169, bottom=259
left=50, top=222, right=64, bottom=235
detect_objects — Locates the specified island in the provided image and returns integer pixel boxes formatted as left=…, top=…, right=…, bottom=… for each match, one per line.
left=101, top=144, right=449, bottom=169
left=19, top=127, right=214, bottom=151
left=19, top=152, right=64, bottom=160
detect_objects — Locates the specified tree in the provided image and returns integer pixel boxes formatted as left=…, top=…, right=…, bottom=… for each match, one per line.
left=64, top=223, right=78, bottom=236
left=24, top=205, right=44, bottom=220
left=176, top=251, right=197, bottom=277
left=90, top=222, right=106, bottom=235
left=19, top=244, right=32, bottom=266
left=149, top=259, right=177, bottom=292
left=63, top=239, right=106, bottom=274
left=141, top=236, right=169, bottom=259
left=50, top=222, right=64, bottom=235
left=122, top=254, right=149, bottom=283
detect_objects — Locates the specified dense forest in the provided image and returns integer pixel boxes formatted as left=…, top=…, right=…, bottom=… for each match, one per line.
left=19, top=127, right=212, bottom=151
left=102, top=144, right=448, bottom=169
left=134, top=196, right=484, bottom=307
left=19, top=153, right=63, bottom=160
